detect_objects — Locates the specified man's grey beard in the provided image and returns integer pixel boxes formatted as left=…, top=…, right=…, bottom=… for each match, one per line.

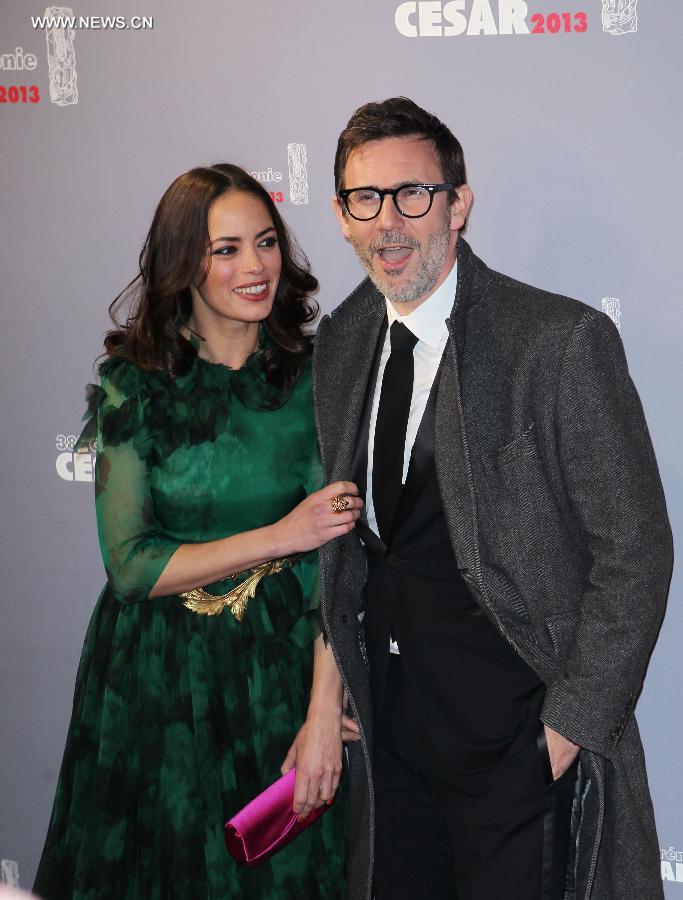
left=350, top=217, right=452, bottom=304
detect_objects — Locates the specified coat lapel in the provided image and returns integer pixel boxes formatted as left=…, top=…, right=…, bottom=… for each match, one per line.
left=434, top=338, right=476, bottom=573
left=316, top=281, right=387, bottom=488
left=433, top=237, right=492, bottom=575
left=391, top=236, right=481, bottom=545
left=350, top=315, right=390, bottom=554
left=351, top=317, right=388, bottom=499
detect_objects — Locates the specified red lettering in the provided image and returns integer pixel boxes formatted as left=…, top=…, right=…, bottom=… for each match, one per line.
left=531, top=11, right=588, bottom=33
left=0, top=85, right=42, bottom=103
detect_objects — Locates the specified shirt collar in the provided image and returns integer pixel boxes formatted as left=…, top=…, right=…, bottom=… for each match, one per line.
left=384, top=259, right=458, bottom=349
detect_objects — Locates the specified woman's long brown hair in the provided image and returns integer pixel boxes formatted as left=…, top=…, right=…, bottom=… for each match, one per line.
left=104, top=164, right=318, bottom=395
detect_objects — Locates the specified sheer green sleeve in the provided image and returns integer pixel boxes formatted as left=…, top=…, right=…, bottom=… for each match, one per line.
left=91, top=372, right=182, bottom=604
left=288, top=446, right=324, bottom=649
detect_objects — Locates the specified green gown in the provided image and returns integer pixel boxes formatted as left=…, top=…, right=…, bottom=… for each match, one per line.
left=33, top=343, right=346, bottom=900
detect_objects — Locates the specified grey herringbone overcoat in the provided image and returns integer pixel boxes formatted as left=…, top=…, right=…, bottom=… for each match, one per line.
left=312, top=238, right=672, bottom=900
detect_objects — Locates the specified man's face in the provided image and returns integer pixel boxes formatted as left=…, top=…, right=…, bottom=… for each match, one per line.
left=333, top=136, right=472, bottom=310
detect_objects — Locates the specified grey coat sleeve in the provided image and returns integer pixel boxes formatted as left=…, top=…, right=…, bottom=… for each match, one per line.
left=540, top=309, right=672, bottom=759
left=312, top=314, right=331, bottom=475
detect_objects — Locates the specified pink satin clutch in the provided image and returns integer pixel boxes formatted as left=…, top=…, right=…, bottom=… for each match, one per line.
left=225, top=767, right=334, bottom=866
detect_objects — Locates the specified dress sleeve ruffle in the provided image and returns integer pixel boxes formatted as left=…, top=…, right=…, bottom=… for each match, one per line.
left=78, top=352, right=278, bottom=464
left=83, top=362, right=185, bottom=603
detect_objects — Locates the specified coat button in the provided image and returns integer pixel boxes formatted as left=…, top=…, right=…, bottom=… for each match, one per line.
left=386, top=554, right=401, bottom=569
left=341, top=614, right=349, bottom=624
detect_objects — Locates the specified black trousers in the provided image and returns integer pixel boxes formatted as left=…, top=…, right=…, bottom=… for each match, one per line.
left=373, top=656, right=577, bottom=900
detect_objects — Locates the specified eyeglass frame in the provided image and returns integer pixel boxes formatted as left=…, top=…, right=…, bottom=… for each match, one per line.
left=337, top=182, right=457, bottom=221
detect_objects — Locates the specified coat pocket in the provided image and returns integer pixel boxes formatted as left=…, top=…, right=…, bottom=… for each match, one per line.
left=481, top=421, right=538, bottom=476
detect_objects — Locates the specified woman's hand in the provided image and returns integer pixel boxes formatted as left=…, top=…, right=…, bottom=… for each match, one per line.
left=271, top=482, right=363, bottom=556
left=281, top=705, right=343, bottom=820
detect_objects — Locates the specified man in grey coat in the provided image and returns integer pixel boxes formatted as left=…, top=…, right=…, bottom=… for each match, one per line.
left=313, top=97, right=672, bottom=899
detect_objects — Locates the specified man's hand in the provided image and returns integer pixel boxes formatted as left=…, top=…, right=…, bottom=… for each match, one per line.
left=544, top=724, right=580, bottom=781
left=341, top=688, right=361, bottom=742
left=341, top=713, right=361, bottom=742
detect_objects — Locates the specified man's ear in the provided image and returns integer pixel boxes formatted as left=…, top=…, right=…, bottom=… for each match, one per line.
left=449, top=184, right=474, bottom=233
left=332, top=196, right=352, bottom=241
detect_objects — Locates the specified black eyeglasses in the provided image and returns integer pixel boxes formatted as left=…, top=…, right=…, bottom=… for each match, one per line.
left=338, top=183, right=455, bottom=221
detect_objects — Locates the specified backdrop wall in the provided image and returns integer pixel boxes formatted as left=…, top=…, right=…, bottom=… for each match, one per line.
left=1, top=0, right=681, bottom=892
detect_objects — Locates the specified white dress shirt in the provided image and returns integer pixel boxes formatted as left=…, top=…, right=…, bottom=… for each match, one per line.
left=365, top=261, right=458, bottom=654
left=366, top=259, right=458, bottom=536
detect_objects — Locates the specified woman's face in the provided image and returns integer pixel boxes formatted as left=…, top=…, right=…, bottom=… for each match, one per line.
left=191, top=190, right=282, bottom=328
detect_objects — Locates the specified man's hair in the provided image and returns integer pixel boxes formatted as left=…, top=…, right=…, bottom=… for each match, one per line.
left=334, top=97, right=467, bottom=196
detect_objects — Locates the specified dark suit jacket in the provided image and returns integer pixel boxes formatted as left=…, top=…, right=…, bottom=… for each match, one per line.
left=354, top=348, right=545, bottom=772
left=313, top=238, right=672, bottom=900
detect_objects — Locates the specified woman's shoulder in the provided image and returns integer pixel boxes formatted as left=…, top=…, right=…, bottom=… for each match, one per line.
left=84, top=344, right=313, bottom=455
left=97, top=356, right=168, bottom=403
left=79, top=357, right=175, bottom=454
left=87, top=351, right=241, bottom=457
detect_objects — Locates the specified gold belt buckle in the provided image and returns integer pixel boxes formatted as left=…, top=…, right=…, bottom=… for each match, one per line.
left=180, top=555, right=297, bottom=621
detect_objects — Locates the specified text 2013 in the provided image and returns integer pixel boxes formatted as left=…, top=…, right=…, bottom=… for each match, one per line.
left=0, top=85, right=41, bottom=103
left=531, top=12, right=587, bottom=32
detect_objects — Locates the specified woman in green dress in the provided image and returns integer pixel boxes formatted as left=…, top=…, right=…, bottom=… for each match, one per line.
left=33, top=164, right=361, bottom=899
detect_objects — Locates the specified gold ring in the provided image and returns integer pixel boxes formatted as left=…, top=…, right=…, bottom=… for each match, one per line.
left=331, top=495, right=350, bottom=513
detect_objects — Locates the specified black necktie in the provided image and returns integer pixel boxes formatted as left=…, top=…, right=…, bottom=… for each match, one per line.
left=373, top=321, right=419, bottom=544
